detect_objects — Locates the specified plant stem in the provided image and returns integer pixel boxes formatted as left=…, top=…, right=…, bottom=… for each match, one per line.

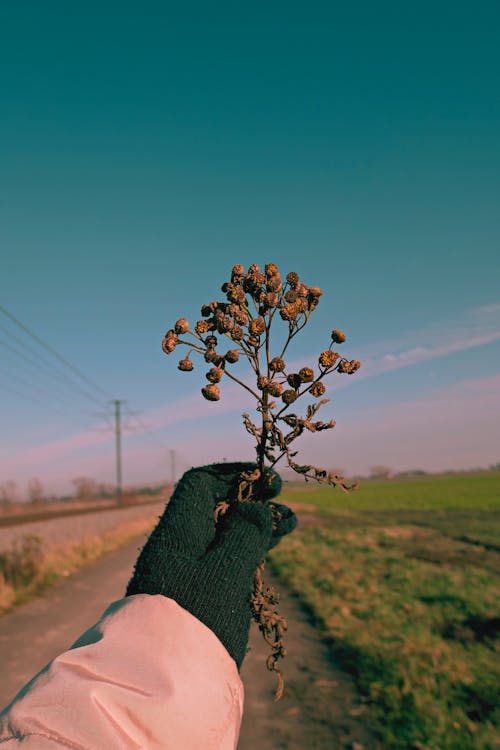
left=221, top=368, right=261, bottom=400
left=257, top=390, right=269, bottom=480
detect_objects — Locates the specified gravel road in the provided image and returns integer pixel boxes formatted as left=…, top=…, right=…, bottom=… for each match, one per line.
left=0, top=502, right=165, bottom=552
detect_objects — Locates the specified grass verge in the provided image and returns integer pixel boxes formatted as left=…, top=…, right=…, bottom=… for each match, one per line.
left=0, top=514, right=157, bottom=614
left=271, top=474, right=500, bottom=750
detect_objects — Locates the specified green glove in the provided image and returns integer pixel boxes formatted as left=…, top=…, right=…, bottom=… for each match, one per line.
left=125, top=462, right=297, bottom=668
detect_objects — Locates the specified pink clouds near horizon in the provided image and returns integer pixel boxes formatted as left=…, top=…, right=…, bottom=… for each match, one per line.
left=5, top=372, right=499, bottom=495
left=2, top=304, right=499, bottom=495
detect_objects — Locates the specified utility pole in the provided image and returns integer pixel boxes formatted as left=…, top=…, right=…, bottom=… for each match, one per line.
left=114, top=400, right=125, bottom=506
left=169, top=448, right=176, bottom=487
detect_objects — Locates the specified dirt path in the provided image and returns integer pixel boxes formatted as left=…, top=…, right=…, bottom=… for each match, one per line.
left=0, top=534, right=374, bottom=749
left=239, top=566, right=373, bottom=750
left=0, top=536, right=145, bottom=707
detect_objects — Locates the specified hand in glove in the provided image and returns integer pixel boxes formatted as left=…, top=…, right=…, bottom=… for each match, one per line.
left=126, top=462, right=297, bottom=668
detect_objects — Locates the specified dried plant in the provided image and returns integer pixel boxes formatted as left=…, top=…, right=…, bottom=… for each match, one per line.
left=162, top=263, right=361, bottom=698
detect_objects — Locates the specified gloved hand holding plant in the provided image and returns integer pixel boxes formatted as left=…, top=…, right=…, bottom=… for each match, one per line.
left=141, top=263, right=361, bottom=699
left=126, top=462, right=296, bottom=672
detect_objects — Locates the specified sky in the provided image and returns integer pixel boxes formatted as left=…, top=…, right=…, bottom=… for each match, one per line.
left=1, top=2, right=499, bottom=497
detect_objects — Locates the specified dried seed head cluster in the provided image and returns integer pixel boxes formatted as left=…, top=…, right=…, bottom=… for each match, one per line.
left=161, top=263, right=361, bottom=700
left=161, top=263, right=361, bottom=489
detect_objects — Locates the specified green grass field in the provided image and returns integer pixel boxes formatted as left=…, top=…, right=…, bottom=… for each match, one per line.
left=271, top=472, right=500, bottom=750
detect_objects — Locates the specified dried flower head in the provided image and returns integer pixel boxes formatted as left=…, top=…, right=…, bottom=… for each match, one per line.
left=319, top=350, right=339, bottom=368
left=217, top=316, right=234, bottom=334
left=269, top=356, right=286, bottom=372
left=234, top=309, right=249, bottom=325
left=244, top=270, right=265, bottom=295
left=308, top=286, right=322, bottom=298
left=161, top=330, right=178, bottom=355
left=174, top=318, right=190, bottom=334
left=267, top=382, right=283, bottom=397
left=331, top=329, right=346, bottom=344
left=286, top=373, right=302, bottom=389
left=204, top=350, right=223, bottom=365
left=231, top=264, right=245, bottom=282
left=178, top=358, right=193, bottom=371
left=161, top=338, right=176, bottom=355
left=206, top=367, right=223, bottom=383
left=231, top=325, right=245, bottom=341
left=266, top=276, right=282, bottom=293
left=307, top=287, right=322, bottom=310
left=265, top=262, right=279, bottom=277
left=338, top=358, right=360, bottom=374
left=225, top=349, right=240, bottom=363
left=280, top=303, right=299, bottom=322
left=201, top=384, right=220, bottom=401
left=299, top=367, right=314, bottom=383
left=310, top=381, right=326, bottom=397
left=286, top=271, right=299, bottom=285
left=282, top=389, right=298, bottom=404
left=205, top=335, right=218, bottom=349
left=249, top=317, right=266, bottom=336
left=195, top=320, right=210, bottom=335
left=264, top=292, right=278, bottom=308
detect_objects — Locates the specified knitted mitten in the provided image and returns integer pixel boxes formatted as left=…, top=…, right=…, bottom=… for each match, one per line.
left=126, top=463, right=296, bottom=668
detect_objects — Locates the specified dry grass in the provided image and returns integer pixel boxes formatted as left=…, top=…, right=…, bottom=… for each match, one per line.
left=0, top=514, right=158, bottom=614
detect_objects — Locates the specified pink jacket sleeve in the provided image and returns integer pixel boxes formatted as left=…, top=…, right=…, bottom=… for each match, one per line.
left=0, top=594, right=244, bottom=749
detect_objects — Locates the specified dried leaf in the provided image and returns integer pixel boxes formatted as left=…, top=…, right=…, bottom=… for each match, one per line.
left=313, top=419, right=336, bottom=431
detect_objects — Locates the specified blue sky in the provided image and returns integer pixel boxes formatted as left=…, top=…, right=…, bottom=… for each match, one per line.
left=1, top=2, right=499, bottom=496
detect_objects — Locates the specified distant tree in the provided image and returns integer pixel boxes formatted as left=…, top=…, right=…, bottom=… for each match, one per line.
left=395, top=469, right=427, bottom=478
left=370, top=465, right=393, bottom=480
left=0, top=480, right=19, bottom=508
left=97, top=482, right=114, bottom=499
left=28, top=477, right=45, bottom=506
left=72, top=477, right=98, bottom=501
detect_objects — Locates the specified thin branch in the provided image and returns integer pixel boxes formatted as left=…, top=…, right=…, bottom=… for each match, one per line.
left=177, top=337, right=206, bottom=352
left=222, top=368, right=261, bottom=400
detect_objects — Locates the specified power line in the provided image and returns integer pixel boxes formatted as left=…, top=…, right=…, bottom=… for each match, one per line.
left=0, top=320, right=106, bottom=402
left=0, top=380, right=71, bottom=419
left=0, top=304, right=113, bottom=401
left=123, top=404, right=148, bottom=432
left=123, top=404, right=153, bottom=433
left=0, top=366, right=103, bottom=431
left=0, top=304, right=165, bottom=490
left=0, top=334, right=105, bottom=410
left=0, top=364, right=76, bottom=411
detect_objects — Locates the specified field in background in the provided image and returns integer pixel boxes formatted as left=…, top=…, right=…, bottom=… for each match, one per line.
left=271, top=472, right=500, bottom=750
